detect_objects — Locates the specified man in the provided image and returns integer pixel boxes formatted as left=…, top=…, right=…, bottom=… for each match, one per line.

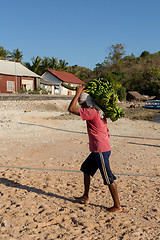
left=68, top=86, right=122, bottom=212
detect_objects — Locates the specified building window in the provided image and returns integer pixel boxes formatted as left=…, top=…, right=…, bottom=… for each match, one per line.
left=7, top=81, right=15, bottom=92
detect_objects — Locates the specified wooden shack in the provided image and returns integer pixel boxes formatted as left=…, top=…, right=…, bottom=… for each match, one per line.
left=127, top=91, right=147, bottom=101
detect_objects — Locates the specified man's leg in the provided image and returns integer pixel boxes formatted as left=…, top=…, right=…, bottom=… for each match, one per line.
left=74, top=173, right=90, bottom=203
left=83, top=173, right=90, bottom=199
left=74, top=152, right=97, bottom=204
left=107, top=181, right=122, bottom=212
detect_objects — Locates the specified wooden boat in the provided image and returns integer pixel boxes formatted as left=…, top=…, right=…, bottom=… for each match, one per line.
left=143, top=100, right=160, bottom=109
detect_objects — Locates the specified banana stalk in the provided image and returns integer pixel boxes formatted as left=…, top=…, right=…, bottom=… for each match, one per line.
left=85, top=79, right=125, bottom=121
left=62, top=79, right=124, bottom=121
left=61, top=82, right=76, bottom=91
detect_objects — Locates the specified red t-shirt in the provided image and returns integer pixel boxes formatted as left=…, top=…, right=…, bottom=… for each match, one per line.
left=79, top=108, right=111, bottom=152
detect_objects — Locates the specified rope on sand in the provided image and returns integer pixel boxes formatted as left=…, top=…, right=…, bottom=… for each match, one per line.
left=0, top=165, right=159, bottom=178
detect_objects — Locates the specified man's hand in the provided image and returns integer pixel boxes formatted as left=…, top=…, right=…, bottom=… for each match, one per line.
left=68, top=85, right=84, bottom=115
left=76, top=85, right=85, bottom=96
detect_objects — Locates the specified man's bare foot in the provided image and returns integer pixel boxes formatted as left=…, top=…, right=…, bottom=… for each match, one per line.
left=74, top=195, right=89, bottom=204
left=106, top=206, right=122, bottom=213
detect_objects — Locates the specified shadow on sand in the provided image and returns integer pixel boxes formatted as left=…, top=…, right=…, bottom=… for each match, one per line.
left=0, top=177, right=108, bottom=209
left=127, top=142, right=160, bottom=148
left=18, top=121, right=160, bottom=141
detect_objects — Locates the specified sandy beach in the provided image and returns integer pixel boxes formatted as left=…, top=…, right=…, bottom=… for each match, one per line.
left=0, top=99, right=160, bottom=240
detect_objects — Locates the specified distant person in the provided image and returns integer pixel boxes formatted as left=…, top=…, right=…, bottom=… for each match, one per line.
left=68, top=86, right=122, bottom=212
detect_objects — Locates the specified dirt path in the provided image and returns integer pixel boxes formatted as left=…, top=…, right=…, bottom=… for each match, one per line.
left=0, top=100, right=159, bottom=239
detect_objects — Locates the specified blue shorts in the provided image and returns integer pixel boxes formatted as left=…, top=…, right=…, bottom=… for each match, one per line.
left=80, top=151, right=116, bottom=185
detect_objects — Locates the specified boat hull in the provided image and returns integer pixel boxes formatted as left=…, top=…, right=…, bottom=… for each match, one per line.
left=143, top=100, right=160, bottom=110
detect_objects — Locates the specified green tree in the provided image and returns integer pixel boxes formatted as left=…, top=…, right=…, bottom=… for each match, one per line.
left=41, top=57, right=50, bottom=73
left=0, top=46, right=10, bottom=60
left=57, top=59, right=68, bottom=71
left=117, top=86, right=126, bottom=101
left=140, top=51, right=150, bottom=58
left=23, top=62, right=32, bottom=70
left=106, top=44, right=126, bottom=64
left=122, top=53, right=136, bottom=67
left=31, top=56, right=42, bottom=74
left=141, top=67, right=160, bottom=95
left=11, top=48, right=23, bottom=62
left=49, top=57, right=58, bottom=69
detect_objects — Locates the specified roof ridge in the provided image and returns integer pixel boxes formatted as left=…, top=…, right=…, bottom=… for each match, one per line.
left=46, top=69, right=85, bottom=84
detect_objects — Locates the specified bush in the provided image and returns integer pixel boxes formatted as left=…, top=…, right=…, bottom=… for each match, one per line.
left=117, top=86, right=126, bottom=101
left=18, top=88, right=26, bottom=94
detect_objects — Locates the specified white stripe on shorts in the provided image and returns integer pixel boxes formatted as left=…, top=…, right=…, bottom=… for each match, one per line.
left=99, top=152, right=110, bottom=185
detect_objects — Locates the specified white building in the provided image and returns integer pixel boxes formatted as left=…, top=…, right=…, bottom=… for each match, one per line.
left=41, top=69, right=85, bottom=95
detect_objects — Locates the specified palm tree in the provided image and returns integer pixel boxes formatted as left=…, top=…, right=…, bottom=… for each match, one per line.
left=31, top=56, right=42, bottom=74
left=11, top=48, right=23, bottom=62
left=58, top=59, right=68, bottom=71
left=23, top=62, right=32, bottom=70
left=49, top=57, right=58, bottom=69
left=41, top=57, right=50, bottom=73
left=0, top=46, right=10, bottom=60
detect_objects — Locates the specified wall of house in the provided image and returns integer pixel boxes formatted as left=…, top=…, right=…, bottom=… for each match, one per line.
left=42, top=72, right=61, bottom=95
left=42, top=72, right=61, bottom=85
left=61, top=86, right=75, bottom=95
left=0, top=74, right=36, bottom=93
left=21, top=77, right=35, bottom=91
left=0, top=74, right=20, bottom=93
left=41, top=84, right=52, bottom=94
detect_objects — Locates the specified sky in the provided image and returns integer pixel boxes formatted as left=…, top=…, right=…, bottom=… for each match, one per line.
left=1, top=0, right=160, bottom=70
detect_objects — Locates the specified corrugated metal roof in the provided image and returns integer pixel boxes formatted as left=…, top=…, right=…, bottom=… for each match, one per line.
left=0, top=60, right=40, bottom=78
left=46, top=69, right=85, bottom=84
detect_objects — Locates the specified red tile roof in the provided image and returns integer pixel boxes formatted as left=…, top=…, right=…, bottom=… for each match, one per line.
left=46, top=69, right=85, bottom=84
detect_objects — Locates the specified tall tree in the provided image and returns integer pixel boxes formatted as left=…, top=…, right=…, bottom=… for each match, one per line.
left=140, top=51, right=150, bottom=58
left=31, top=56, right=42, bottom=74
left=49, top=57, right=58, bottom=69
left=11, top=48, right=23, bottom=62
left=58, top=59, right=68, bottom=71
left=106, top=44, right=125, bottom=64
left=41, top=57, right=50, bottom=73
left=0, top=46, right=10, bottom=60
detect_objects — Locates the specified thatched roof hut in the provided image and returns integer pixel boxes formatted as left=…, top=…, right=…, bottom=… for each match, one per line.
left=127, top=91, right=147, bottom=101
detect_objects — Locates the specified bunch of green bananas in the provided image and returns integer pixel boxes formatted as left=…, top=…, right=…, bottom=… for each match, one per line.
left=85, top=79, right=124, bottom=121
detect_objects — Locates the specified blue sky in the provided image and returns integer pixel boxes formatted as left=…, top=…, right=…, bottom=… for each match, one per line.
left=1, top=0, right=160, bottom=69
